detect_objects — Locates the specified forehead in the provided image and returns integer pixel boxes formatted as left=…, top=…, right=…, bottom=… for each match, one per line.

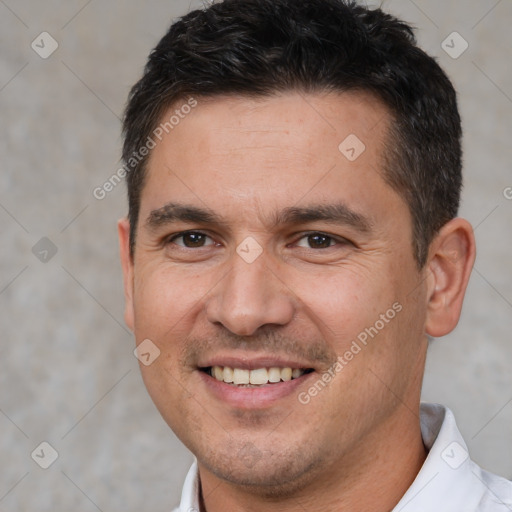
left=140, top=91, right=399, bottom=226
left=161, top=91, right=390, bottom=161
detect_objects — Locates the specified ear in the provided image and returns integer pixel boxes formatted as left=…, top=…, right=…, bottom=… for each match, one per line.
left=118, top=217, right=135, bottom=332
left=424, top=218, right=476, bottom=338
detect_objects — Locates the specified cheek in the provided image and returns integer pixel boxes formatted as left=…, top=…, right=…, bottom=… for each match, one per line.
left=132, top=264, right=205, bottom=336
left=289, top=264, right=394, bottom=348
left=131, top=266, right=201, bottom=427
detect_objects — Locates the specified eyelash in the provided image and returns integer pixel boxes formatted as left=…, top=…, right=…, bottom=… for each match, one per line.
left=166, top=230, right=350, bottom=250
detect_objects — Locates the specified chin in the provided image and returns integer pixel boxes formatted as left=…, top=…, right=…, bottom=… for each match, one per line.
left=198, top=443, right=324, bottom=499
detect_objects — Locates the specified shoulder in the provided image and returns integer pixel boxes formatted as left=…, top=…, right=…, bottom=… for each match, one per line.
left=473, top=465, right=512, bottom=511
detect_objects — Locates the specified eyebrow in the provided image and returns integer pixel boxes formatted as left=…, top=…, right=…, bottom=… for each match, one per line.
left=145, top=202, right=372, bottom=233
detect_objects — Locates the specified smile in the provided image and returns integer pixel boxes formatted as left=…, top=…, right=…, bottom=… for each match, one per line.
left=203, top=366, right=314, bottom=386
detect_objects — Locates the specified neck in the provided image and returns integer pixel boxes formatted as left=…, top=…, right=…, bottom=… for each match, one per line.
left=197, top=404, right=428, bottom=512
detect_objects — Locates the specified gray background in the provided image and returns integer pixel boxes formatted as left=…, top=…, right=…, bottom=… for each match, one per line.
left=1, top=0, right=511, bottom=510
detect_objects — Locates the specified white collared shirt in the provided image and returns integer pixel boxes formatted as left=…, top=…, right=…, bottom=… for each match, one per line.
left=173, top=403, right=512, bottom=511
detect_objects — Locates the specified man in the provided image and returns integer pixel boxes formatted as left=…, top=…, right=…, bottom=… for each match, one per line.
left=118, top=0, right=512, bottom=510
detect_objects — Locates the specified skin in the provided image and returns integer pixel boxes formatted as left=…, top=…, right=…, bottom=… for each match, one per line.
left=118, top=91, right=476, bottom=511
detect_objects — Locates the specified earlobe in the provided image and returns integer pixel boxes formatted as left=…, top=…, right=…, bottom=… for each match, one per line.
left=424, top=218, right=476, bottom=338
left=118, top=217, right=135, bottom=331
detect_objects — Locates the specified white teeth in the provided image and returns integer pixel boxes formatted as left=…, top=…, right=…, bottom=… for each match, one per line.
left=210, top=365, right=306, bottom=386
left=250, top=368, right=269, bottom=385
left=233, top=368, right=250, bottom=385
left=292, top=368, right=302, bottom=379
left=268, top=367, right=281, bottom=383
left=281, top=367, right=292, bottom=381
left=223, top=366, right=234, bottom=383
left=213, top=366, right=224, bottom=380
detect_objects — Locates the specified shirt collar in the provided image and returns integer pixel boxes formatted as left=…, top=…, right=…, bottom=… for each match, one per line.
left=394, top=402, right=512, bottom=511
left=174, top=402, right=512, bottom=511
left=394, top=402, right=479, bottom=511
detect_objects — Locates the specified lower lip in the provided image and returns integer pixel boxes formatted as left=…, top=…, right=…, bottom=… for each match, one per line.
left=198, top=370, right=316, bottom=409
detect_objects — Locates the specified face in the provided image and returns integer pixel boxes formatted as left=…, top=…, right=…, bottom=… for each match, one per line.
left=119, top=92, right=430, bottom=494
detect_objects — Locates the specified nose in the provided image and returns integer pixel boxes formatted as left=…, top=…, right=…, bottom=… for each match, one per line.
left=205, top=250, right=296, bottom=336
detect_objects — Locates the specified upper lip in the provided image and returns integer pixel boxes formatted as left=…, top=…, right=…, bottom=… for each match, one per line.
left=197, top=354, right=317, bottom=371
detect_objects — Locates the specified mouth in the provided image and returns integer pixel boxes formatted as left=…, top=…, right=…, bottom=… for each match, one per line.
left=200, top=365, right=315, bottom=387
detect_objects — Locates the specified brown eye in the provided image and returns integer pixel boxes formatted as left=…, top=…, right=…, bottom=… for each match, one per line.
left=170, top=232, right=214, bottom=248
left=296, top=233, right=336, bottom=249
